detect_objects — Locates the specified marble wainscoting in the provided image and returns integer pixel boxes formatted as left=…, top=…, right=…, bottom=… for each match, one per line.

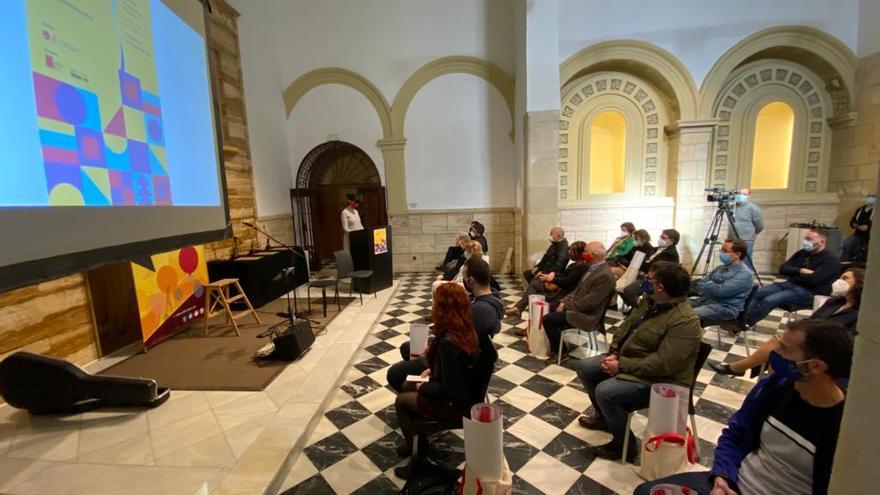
left=559, top=199, right=676, bottom=254
left=390, top=208, right=516, bottom=273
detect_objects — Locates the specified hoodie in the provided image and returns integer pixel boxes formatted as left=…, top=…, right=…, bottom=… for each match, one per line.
left=471, top=293, right=504, bottom=338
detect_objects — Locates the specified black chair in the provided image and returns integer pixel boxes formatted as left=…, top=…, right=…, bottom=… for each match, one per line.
left=621, top=341, right=713, bottom=463
left=306, top=269, right=339, bottom=318
left=701, top=285, right=759, bottom=357
left=334, top=250, right=375, bottom=305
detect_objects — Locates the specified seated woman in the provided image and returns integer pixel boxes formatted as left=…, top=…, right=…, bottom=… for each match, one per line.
left=434, top=241, right=483, bottom=294
left=435, top=233, right=471, bottom=274
left=711, top=267, right=864, bottom=376
left=620, top=228, right=681, bottom=309
left=606, top=222, right=636, bottom=266
left=610, top=229, right=653, bottom=278
left=394, top=283, right=483, bottom=479
left=505, top=241, right=589, bottom=317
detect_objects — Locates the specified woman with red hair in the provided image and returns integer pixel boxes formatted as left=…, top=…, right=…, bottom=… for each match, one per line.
left=394, top=283, right=481, bottom=478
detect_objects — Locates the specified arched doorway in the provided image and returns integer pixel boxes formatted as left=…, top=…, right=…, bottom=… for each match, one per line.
left=291, top=141, right=387, bottom=265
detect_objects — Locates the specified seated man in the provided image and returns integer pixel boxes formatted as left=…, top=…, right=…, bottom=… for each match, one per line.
left=505, top=241, right=590, bottom=317
left=691, top=238, right=754, bottom=322
left=524, top=227, right=569, bottom=284
left=388, top=257, right=501, bottom=393
left=620, top=228, right=681, bottom=308
left=841, top=193, right=873, bottom=263
left=635, top=319, right=853, bottom=495
left=539, top=242, right=615, bottom=354
left=745, top=228, right=841, bottom=327
left=576, top=261, right=701, bottom=460
left=469, top=221, right=488, bottom=253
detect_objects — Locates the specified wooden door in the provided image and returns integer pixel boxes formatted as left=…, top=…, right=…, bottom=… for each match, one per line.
left=356, top=186, right=388, bottom=228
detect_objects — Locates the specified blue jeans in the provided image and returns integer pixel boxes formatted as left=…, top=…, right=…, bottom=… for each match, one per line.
left=634, top=471, right=715, bottom=495
left=691, top=299, right=739, bottom=322
left=745, top=281, right=813, bottom=326
left=576, top=355, right=651, bottom=450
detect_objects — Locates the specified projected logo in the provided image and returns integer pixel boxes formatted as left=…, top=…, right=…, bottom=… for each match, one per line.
left=27, top=0, right=172, bottom=206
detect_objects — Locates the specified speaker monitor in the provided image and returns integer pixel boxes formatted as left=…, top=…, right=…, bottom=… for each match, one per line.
left=271, top=320, right=315, bottom=361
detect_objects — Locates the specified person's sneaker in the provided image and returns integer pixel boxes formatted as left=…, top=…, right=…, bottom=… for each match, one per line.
left=393, top=462, right=411, bottom=479
left=578, top=414, right=608, bottom=431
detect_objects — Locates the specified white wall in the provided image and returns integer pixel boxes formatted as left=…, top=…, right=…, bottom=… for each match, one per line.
left=405, top=74, right=515, bottom=209
left=525, top=0, right=560, bottom=111
left=558, top=0, right=860, bottom=87
left=859, top=0, right=880, bottom=56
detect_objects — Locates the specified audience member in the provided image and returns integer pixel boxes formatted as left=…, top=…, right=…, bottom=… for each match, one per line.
left=388, top=258, right=501, bottom=393
left=841, top=193, right=874, bottom=263
left=636, top=319, right=853, bottom=495
left=435, top=233, right=470, bottom=273
left=610, top=229, right=653, bottom=278
left=468, top=221, right=488, bottom=253
left=690, top=238, right=754, bottom=322
left=506, top=241, right=590, bottom=317
left=712, top=267, right=863, bottom=376
left=441, top=240, right=482, bottom=283
left=576, top=261, right=701, bottom=461
left=728, top=187, right=764, bottom=264
left=607, top=222, right=636, bottom=265
left=620, top=228, right=681, bottom=309
left=745, top=228, right=841, bottom=327
left=393, top=284, right=487, bottom=479
left=539, top=242, right=615, bottom=354
left=524, top=227, right=569, bottom=284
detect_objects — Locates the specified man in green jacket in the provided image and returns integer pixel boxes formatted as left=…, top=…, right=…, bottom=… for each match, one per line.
left=575, top=261, right=702, bottom=461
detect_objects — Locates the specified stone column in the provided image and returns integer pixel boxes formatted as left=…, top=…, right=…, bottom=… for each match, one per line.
left=376, top=138, right=407, bottom=214
left=523, top=112, right=560, bottom=260
left=668, top=120, right=717, bottom=269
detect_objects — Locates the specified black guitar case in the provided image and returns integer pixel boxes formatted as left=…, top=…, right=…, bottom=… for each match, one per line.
left=0, top=352, right=170, bottom=415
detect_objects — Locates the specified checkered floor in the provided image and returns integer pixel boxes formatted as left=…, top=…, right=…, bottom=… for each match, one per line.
left=279, top=273, right=792, bottom=494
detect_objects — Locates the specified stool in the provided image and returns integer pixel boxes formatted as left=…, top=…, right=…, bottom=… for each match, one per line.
left=204, top=279, right=261, bottom=336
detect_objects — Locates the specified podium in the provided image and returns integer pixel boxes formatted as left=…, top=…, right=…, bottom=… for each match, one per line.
left=349, top=226, right=393, bottom=294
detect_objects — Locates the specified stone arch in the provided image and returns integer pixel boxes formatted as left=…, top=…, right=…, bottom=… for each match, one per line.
left=282, top=68, right=393, bottom=139
left=698, top=25, right=857, bottom=119
left=391, top=56, right=515, bottom=138
left=559, top=40, right=699, bottom=121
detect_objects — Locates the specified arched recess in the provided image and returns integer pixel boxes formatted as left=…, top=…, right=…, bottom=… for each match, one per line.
left=698, top=25, right=858, bottom=119
left=282, top=68, right=393, bottom=139
left=391, top=56, right=515, bottom=138
left=560, top=40, right=698, bottom=121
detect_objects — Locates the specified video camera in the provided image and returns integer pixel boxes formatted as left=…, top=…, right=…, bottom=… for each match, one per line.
left=705, top=187, right=740, bottom=204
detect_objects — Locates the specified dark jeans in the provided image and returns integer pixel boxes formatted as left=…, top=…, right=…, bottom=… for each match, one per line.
left=621, top=274, right=644, bottom=308
left=634, top=471, right=715, bottom=495
left=386, top=341, right=429, bottom=393
left=576, top=355, right=651, bottom=450
left=523, top=268, right=537, bottom=284
left=541, top=309, right=570, bottom=353
left=744, top=281, right=813, bottom=326
left=842, top=234, right=869, bottom=262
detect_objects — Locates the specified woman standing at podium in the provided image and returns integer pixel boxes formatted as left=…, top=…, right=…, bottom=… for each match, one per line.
left=341, top=197, right=364, bottom=252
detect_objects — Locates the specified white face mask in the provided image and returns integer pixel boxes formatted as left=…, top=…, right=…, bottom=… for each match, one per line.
left=620, top=230, right=629, bottom=237
left=657, top=239, right=669, bottom=248
left=548, top=235, right=556, bottom=243
left=831, top=279, right=850, bottom=297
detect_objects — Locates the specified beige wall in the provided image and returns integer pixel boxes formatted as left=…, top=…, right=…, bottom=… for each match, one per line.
left=256, top=214, right=296, bottom=248
left=390, top=209, right=516, bottom=273
left=559, top=203, right=675, bottom=252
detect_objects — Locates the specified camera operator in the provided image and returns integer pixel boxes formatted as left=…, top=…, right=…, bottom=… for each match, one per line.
left=727, top=188, right=764, bottom=266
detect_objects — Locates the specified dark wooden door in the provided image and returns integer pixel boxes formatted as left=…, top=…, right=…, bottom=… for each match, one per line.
left=356, top=186, right=388, bottom=229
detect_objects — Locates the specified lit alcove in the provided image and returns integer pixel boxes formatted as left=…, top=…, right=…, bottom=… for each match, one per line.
left=750, top=101, right=794, bottom=189
left=588, top=110, right=627, bottom=194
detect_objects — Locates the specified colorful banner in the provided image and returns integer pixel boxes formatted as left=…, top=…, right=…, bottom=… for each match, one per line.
left=374, top=227, right=388, bottom=254
left=132, top=245, right=208, bottom=348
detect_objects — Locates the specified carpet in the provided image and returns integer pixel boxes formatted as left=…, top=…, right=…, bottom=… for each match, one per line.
left=98, top=297, right=354, bottom=391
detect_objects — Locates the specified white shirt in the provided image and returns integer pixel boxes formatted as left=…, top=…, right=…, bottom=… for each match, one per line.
left=341, top=207, right=363, bottom=233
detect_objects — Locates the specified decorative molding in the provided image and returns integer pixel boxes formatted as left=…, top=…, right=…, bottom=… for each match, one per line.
left=698, top=25, right=858, bottom=119
left=827, top=112, right=858, bottom=130
left=559, top=40, right=699, bottom=121
left=282, top=67, right=393, bottom=139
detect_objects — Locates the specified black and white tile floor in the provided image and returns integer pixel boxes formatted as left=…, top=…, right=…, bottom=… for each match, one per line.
left=279, top=273, right=791, bottom=494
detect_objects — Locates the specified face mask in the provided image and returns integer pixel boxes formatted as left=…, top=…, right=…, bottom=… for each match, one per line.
left=868, top=196, right=876, bottom=206
left=581, top=252, right=594, bottom=263
left=802, top=240, right=815, bottom=252
left=736, top=194, right=748, bottom=204
left=620, top=230, right=629, bottom=237
left=548, top=236, right=556, bottom=243
left=657, top=239, right=669, bottom=248
left=640, top=279, right=655, bottom=295
left=719, top=253, right=732, bottom=265
left=769, top=351, right=809, bottom=381
left=635, top=240, right=644, bottom=247
left=469, top=230, right=477, bottom=238
left=831, top=278, right=850, bottom=297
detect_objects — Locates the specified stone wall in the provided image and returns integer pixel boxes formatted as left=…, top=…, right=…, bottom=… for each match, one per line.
left=390, top=209, right=516, bottom=273
left=256, top=214, right=296, bottom=248
left=559, top=201, right=675, bottom=253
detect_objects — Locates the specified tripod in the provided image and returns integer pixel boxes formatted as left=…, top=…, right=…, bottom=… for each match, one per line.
left=690, top=201, right=763, bottom=286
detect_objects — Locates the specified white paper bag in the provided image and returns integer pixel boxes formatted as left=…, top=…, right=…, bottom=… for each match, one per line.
left=648, top=483, right=696, bottom=495
left=463, top=403, right=504, bottom=480
left=647, top=384, right=688, bottom=436
left=636, top=427, right=695, bottom=481
left=526, top=295, right=550, bottom=359
left=409, top=322, right=430, bottom=357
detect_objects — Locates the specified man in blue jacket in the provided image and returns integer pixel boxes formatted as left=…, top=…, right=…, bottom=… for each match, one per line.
left=745, top=228, right=840, bottom=326
left=691, top=238, right=754, bottom=322
left=634, top=319, right=852, bottom=495
left=727, top=188, right=764, bottom=266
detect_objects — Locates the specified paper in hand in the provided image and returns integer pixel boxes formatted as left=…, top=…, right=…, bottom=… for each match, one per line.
left=405, top=375, right=429, bottom=383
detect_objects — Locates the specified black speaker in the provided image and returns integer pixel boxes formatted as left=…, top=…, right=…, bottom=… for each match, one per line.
left=271, top=320, right=314, bottom=361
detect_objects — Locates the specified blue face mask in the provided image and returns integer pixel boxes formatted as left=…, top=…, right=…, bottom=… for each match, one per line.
left=802, top=240, right=815, bottom=252
left=640, top=279, right=655, bottom=296
left=769, top=351, right=807, bottom=380
left=719, top=253, right=732, bottom=265
left=868, top=196, right=877, bottom=206
left=736, top=194, right=748, bottom=204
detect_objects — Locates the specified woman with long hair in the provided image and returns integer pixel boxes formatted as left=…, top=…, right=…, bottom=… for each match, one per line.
left=711, top=267, right=864, bottom=376
left=394, top=283, right=481, bottom=478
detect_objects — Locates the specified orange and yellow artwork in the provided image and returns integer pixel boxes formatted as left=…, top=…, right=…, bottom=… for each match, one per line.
left=132, top=245, right=208, bottom=348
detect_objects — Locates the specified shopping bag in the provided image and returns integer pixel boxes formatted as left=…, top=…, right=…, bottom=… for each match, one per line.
left=461, top=403, right=511, bottom=495
left=635, top=427, right=696, bottom=481
left=410, top=322, right=430, bottom=358
left=460, top=459, right=512, bottom=495
left=647, top=384, right=688, bottom=437
left=526, top=295, right=550, bottom=359
left=649, top=484, right=698, bottom=495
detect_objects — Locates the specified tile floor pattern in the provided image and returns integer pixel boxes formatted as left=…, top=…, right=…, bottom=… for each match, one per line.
left=279, top=273, right=793, bottom=495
